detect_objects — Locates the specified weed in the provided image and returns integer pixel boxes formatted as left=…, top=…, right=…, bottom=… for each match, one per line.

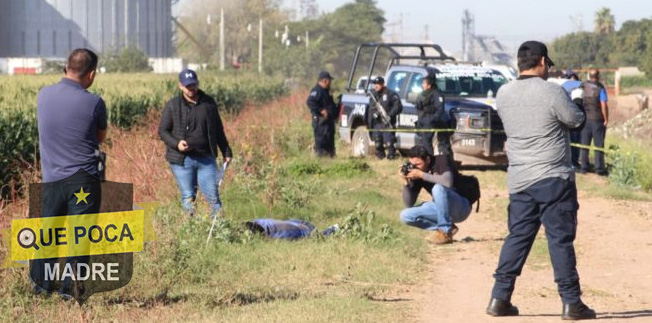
left=333, top=203, right=397, bottom=243
left=607, top=145, right=640, bottom=188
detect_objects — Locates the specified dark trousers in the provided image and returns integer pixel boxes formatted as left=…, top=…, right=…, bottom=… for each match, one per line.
left=418, top=130, right=452, bottom=159
left=372, top=120, right=396, bottom=158
left=579, top=120, right=606, bottom=173
left=312, top=117, right=335, bottom=157
left=417, top=117, right=452, bottom=158
left=491, top=177, right=582, bottom=304
left=570, top=129, right=582, bottom=166
left=30, top=172, right=101, bottom=296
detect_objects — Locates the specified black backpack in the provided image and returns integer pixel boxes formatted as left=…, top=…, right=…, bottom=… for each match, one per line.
left=454, top=172, right=481, bottom=212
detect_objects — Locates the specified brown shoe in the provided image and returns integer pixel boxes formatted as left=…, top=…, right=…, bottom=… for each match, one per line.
left=450, top=224, right=459, bottom=237
left=426, top=230, right=453, bottom=245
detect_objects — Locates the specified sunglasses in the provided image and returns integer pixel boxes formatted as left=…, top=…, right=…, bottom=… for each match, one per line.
left=545, top=57, right=554, bottom=69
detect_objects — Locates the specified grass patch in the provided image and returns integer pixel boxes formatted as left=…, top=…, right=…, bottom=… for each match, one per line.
left=0, top=94, right=426, bottom=321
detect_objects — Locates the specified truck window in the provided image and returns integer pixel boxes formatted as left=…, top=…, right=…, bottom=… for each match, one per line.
left=406, top=73, right=424, bottom=103
left=386, top=71, right=409, bottom=95
left=435, top=71, right=507, bottom=97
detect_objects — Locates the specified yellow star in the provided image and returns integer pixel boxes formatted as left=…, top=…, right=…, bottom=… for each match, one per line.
left=74, top=187, right=90, bottom=205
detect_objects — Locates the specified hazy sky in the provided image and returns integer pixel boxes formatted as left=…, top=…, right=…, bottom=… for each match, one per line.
left=292, top=0, right=652, bottom=54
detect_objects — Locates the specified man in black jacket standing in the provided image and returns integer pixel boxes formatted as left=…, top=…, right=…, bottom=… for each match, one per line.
left=416, top=74, right=450, bottom=158
left=159, top=69, right=232, bottom=218
left=307, top=71, right=338, bottom=157
left=370, top=76, right=402, bottom=159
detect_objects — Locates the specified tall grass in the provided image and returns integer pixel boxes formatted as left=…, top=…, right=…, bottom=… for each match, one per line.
left=0, top=73, right=288, bottom=200
left=0, top=92, right=426, bottom=322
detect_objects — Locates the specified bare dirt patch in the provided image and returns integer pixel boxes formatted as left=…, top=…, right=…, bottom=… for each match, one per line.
left=413, top=177, right=652, bottom=322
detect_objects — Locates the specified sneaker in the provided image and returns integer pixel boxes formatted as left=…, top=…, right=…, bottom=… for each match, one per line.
left=426, top=230, right=453, bottom=245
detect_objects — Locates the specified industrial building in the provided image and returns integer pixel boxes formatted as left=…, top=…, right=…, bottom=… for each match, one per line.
left=0, top=0, right=174, bottom=59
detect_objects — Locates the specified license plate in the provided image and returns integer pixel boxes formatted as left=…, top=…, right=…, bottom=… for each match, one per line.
left=460, top=138, right=477, bottom=146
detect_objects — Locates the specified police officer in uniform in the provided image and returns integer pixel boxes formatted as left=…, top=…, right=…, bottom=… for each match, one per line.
left=307, top=71, right=338, bottom=157
left=369, top=76, right=402, bottom=159
left=416, top=73, right=450, bottom=158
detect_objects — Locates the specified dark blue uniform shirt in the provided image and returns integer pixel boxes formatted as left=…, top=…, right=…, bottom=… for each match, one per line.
left=37, top=78, right=107, bottom=182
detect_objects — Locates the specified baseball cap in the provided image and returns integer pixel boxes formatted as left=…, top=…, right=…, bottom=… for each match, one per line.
left=318, top=71, right=333, bottom=80
left=371, top=76, right=385, bottom=84
left=179, top=69, right=199, bottom=87
left=518, top=40, right=555, bottom=67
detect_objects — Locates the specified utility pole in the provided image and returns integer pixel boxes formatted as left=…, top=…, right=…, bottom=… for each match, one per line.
left=258, top=19, right=263, bottom=73
left=569, top=15, right=584, bottom=32
left=220, top=8, right=225, bottom=71
left=305, top=30, right=309, bottom=48
left=462, top=9, right=475, bottom=61
left=124, top=0, right=129, bottom=48
left=424, top=25, right=429, bottom=41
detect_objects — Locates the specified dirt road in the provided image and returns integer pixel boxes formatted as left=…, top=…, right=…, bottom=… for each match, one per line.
left=414, top=174, right=652, bottom=322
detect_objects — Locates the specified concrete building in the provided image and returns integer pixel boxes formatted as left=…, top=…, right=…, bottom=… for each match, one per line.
left=0, top=0, right=173, bottom=58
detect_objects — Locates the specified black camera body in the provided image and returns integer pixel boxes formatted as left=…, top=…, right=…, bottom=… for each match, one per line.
left=400, top=162, right=415, bottom=176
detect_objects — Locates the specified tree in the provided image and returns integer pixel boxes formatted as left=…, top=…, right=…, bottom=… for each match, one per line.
left=175, top=0, right=387, bottom=81
left=321, top=0, right=386, bottom=76
left=299, top=0, right=319, bottom=20
left=594, top=7, right=615, bottom=34
left=550, top=15, right=652, bottom=76
left=100, top=48, right=152, bottom=73
left=177, top=0, right=287, bottom=66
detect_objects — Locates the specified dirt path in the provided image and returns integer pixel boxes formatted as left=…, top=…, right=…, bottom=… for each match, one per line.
left=415, top=175, right=652, bottom=322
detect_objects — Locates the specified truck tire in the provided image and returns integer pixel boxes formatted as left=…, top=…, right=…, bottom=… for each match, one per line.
left=351, top=126, right=373, bottom=157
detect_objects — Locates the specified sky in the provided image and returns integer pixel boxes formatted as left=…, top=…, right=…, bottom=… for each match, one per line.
left=288, top=0, right=652, bottom=55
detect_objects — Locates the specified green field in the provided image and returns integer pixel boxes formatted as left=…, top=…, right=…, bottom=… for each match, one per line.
left=0, top=73, right=287, bottom=200
left=2, top=74, right=652, bottom=321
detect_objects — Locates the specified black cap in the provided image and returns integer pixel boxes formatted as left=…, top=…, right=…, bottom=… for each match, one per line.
left=318, top=71, right=333, bottom=80
left=371, top=76, right=385, bottom=84
left=518, top=40, right=554, bottom=67
left=424, top=73, right=437, bottom=84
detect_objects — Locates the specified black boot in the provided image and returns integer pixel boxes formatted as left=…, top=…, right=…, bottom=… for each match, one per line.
left=374, top=142, right=385, bottom=159
left=562, top=301, right=596, bottom=320
left=387, top=144, right=397, bottom=160
left=486, top=297, right=519, bottom=316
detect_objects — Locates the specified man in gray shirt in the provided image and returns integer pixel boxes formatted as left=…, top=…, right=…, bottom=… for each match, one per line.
left=485, top=41, right=596, bottom=320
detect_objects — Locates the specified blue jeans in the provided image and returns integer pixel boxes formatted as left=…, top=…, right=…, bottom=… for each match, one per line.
left=400, top=184, right=471, bottom=233
left=170, top=154, right=221, bottom=217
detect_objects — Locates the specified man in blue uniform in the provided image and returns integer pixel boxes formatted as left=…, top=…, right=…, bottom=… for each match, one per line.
left=307, top=71, right=338, bottom=157
left=415, top=74, right=450, bottom=158
left=369, top=76, right=402, bottom=159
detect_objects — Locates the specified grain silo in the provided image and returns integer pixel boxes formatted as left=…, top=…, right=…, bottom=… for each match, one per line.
left=0, top=0, right=173, bottom=58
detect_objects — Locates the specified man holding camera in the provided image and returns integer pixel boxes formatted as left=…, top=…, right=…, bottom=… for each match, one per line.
left=399, top=146, right=471, bottom=244
left=369, top=76, right=402, bottom=159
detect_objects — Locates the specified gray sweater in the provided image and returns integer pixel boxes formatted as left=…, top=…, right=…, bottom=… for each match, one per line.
left=496, top=76, right=585, bottom=193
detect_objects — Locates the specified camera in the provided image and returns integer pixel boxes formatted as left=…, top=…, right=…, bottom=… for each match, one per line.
left=400, top=162, right=415, bottom=176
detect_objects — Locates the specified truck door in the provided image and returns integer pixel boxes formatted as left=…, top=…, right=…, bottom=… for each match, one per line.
left=395, top=72, right=422, bottom=149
